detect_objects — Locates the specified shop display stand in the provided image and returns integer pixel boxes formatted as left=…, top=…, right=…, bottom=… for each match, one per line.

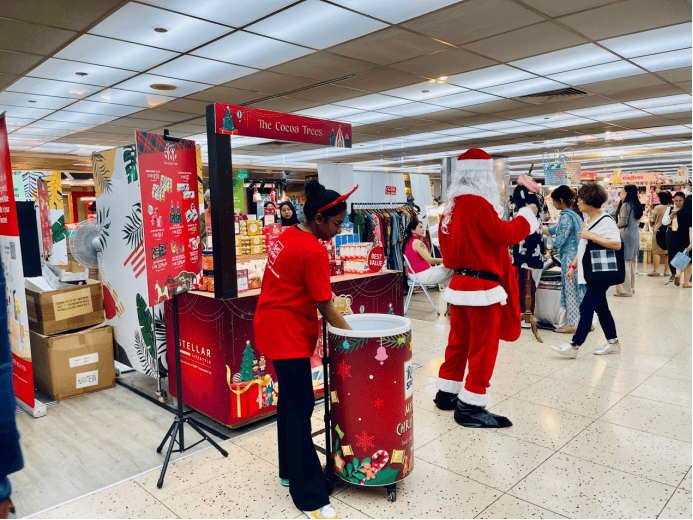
left=156, top=292, right=229, bottom=488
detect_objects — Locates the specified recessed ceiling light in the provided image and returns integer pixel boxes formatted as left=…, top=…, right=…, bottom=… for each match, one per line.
left=150, top=83, right=177, bottom=91
left=154, top=27, right=168, bottom=33
left=75, top=72, right=88, bottom=76
left=422, top=90, right=429, bottom=93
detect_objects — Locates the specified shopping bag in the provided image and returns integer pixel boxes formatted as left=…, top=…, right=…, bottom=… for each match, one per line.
left=639, top=221, right=653, bottom=250
left=671, top=250, right=691, bottom=271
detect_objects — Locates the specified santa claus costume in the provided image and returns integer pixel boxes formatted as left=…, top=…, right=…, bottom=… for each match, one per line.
left=436, top=149, right=538, bottom=428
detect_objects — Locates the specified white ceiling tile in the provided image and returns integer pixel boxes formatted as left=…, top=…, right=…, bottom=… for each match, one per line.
left=0, top=92, right=73, bottom=110
left=482, top=77, right=564, bottom=98
left=31, top=143, right=84, bottom=153
left=567, top=102, right=635, bottom=117
left=7, top=77, right=102, bottom=99
left=632, top=48, right=692, bottom=72
left=55, top=35, right=179, bottom=72
left=26, top=58, right=136, bottom=87
left=3, top=117, right=34, bottom=130
left=335, top=94, right=412, bottom=110
left=599, top=22, right=692, bottom=58
left=246, top=0, right=387, bottom=50
left=338, top=0, right=460, bottom=24
left=339, top=112, right=399, bottom=125
left=627, top=94, right=692, bottom=109
left=645, top=102, right=692, bottom=115
left=63, top=100, right=142, bottom=117
left=149, top=55, right=256, bottom=84
left=192, top=31, right=314, bottom=69
left=509, top=44, right=619, bottom=76
left=115, top=74, right=209, bottom=98
left=427, top=91, right=502, bottom=108
left=86, top=89, right=175, bottom=108
left=378, top=102, right=448, bottom=117
left=381, top=81, right=467, bottom=102
left=446, top=65, right=536, bottom=90
left=473, top=121, right=536, bottom=131
left=1, top=106, right=54, bottom=119
left=89, top=3, right=230, bottom=52
left=140, top=0, right=298, bottom=28
left=591, top=108, right=647, bottom=121
left=44, top=110, right=119, bottom=125
left=8, top=137, right=48, bottom=147
left=548, top=60, right=644, bottom=85
left=295, top=105, right=365, bottom=119
left=22, top=120, right=94, bottom=131
left=10, top=127, right=74, bottom=138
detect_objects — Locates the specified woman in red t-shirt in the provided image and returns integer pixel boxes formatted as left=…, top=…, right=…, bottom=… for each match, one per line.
left=254, top=180, right=352, bottom=520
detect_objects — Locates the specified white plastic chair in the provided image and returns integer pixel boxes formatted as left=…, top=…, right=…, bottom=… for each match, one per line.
left=403, top=256, right=440, bottom=316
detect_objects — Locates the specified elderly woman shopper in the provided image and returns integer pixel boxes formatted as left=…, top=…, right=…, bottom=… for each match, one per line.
left=550, top=183, right=622, bottom=358
left=648, top=191, right=672, bottom=277
left=615, top=184, right=642, bottom=297
left=543, top=186, right=585, bottom=334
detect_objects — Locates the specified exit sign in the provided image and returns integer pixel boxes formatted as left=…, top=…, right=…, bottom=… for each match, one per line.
left=385, top=186, right=396, bottom=195
left=237, top=171, right=249, bottom=180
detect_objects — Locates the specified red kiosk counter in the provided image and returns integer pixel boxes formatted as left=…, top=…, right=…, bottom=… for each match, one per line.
left=164, top=270, right=403, bottom=429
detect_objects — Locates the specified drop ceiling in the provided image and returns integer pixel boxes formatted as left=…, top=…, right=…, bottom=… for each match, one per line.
left=0, top=0, right=691, bottom=178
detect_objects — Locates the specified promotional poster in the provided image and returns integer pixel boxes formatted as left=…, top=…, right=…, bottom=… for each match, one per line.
left=36, top=178, right=53, bottom=260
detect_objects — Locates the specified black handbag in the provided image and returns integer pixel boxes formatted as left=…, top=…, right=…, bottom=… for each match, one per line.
left=656, top=222, right=668, bottom=250
left=582, top=215, right=626, bottom=286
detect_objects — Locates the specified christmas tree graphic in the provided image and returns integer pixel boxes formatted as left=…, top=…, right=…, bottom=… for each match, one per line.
left=240, top=341, right=256, bottom=382
left=335, top=127, right=345, bottom=147
left=221, top=108, right=236, bottom=133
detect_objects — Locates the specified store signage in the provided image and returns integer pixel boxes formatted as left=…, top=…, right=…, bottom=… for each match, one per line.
left=367, top=246, right=386, bottom=273
left=619, top=172, right=660, bottom=183
left=385, top=186, right=397, bottom=195
left=233, top=179, right=245, bottom=213
left=136, top=131, right=202, bottom=307
left=237, top=171, right=249, bottom=180
left=215, top=103, right=352, bottom=148
left=0, top=114, right=33, bottom=408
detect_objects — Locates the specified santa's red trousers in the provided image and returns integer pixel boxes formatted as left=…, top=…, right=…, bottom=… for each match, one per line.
left=438, top=303, right=501, bottom=401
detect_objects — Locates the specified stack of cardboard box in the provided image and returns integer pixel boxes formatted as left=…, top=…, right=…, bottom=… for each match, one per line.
left=25, top=262, right=115, bottom=401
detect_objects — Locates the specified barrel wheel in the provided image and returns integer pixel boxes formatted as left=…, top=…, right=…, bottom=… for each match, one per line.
left=386, top=484, right=396, bottom=502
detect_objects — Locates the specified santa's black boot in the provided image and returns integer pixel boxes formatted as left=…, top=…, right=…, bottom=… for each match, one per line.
left=454, top=400, right=513, bottom=428
left=434, top=390, right=458, bottom=410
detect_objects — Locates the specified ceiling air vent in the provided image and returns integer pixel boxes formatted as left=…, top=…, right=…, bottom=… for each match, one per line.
left=520, top=87, right=588, bottom=100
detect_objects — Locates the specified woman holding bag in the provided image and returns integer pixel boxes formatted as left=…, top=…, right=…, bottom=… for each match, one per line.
left=649, top=191, right=672, bottom=277
left=550, top=183, right=623, bottom=359
left=615, top=184, right=642, bottom=297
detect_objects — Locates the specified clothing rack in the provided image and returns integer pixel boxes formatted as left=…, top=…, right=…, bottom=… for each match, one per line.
left=352, top=202, right=409, bottom=208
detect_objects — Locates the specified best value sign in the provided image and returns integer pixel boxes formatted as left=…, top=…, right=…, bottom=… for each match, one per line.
left=215, top=104, right=352, bottom=148
left=368, top=246, right=386, bottom=273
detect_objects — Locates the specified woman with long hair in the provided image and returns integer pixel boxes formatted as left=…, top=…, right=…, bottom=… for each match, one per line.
left=663, top=191, right=687, bottom=283
left=648, top=191, right=672, bottom=278
left=542, top=185, right=585, bottom=333
left=669, top=195, right=692, bottom=287
left=402, top=220, right=453, bottom=285
left=615, top=184, right=642, bottom=297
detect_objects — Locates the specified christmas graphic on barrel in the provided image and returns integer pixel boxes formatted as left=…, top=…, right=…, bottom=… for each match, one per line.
left=327, top=314, right=414, bottom=487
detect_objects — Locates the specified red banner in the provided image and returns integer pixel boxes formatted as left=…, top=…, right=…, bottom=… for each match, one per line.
left=0, top=116, right=18, bottom=237
left=136, top=131, right=202, bottom=307
left=215, top=104, right=352, bottom=148
left=36, top=178, right=52, bottom=259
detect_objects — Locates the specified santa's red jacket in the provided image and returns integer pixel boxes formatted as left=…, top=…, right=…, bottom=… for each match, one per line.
left=440, top=194, right=538, bottom=342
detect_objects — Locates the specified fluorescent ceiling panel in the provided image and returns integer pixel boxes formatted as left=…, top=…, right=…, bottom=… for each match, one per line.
left=296, top=105, right=365, bottom=119
left=590, top=109, right=646, bottom=121
left=55, top=35, right=178, bottom=72
left=1, top=106, right=55, bottom=119
left=8, top=137, right=47, bottom=146
left=3, top=117, right=34, bottom=130
left=548, top=61, right=644, bottom=85
left=8, top=77, right=101, bottom=99
left=0, top=92, right=73, bottom=110
left=599, top=22, right=692, bottom=58
left=193, top=31, right=313, bottom=69
left=149, top=55, right=255, bottom=84
left=64, top=100, right=142, bottom=117
left=381, top=81, right=467, bottom=102
left=90, top=3, right=230, bottom=52
left=446, top=65, right=535, bottom=90
left=10, top=127, right=74, bottom=138
left=141, top=0, right=298, bottom=28
left=539, top=117, right=591, bottom=128
left=509, top=44, right=619, bottom=76
left=87, top=89, right=175, bottom=108
left=628, top=95, right=692, bottom=109
left=26, top=58, right=136, bottom=87
left=115, top=74, right=209, bottom=98
left=338, top=0, right=460, bottom=23
left=473, top=121, right=536, bottom=131
left=44, top=111, right=118, bottom=125
left=246, top=0, right=387, bottom=50
left=333, top=112, right=399, bottom=125
left=428, top=91, right=502, bottom=108
left=645, top=102, right=692, bottom=115
left=632, top=48, right=692, bottom=72
left=567, top=103, right=635, bottom=117
left=378, top=102, right=448, bottom=117
left=334, top=94, right=411, bottom=111
left=482, top=77, right=564, bottom=98
left=21, top=120, right=93, bottom=131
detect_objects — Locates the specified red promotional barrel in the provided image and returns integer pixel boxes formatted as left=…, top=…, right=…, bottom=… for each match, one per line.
left=327, top=314, right=413, bottom=487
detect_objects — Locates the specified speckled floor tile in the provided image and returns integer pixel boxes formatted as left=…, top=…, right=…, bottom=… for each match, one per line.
left=680, top=471, right=691, bottom=492
left=510, top=453, right=674, bottom=518
left=412, top=406, right=460, bottom=449
left=549, top=363, right=651, bottom=394
left=568, top=351, right=671, bottom=376
left=412, top=371, right=436, bottom=391
left=125, top=502, right=179, bottom=519
left=495, top=349, right=578, bottom=378
left=231, top=424, right=281, bottom=464
left=560, top=421, right=692, bottom=486
left=654, top=358, right=693, bottom=381
left=476, top=494, right=567, bottom=519
left=488, top=398, right=593, bottom=450
left=630, top=374, right=692, bottom=408
left=600, top=395, right=692, bottom=442
left=658, top=488, right=692, bottom=519
left=292, top=499, right=372, bottom=519
left=513, top=378, right=626, bottom=419
left=335, top=458, right=500, bottom=518
left=414, top=428, right=554, bottom=491
left=411, top=350, right=446, bottom=378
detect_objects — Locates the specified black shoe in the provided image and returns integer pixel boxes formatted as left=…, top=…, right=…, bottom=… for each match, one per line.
left=454, top=401, right=512, bottom=428
left=434, top=390, right=458, bottom=410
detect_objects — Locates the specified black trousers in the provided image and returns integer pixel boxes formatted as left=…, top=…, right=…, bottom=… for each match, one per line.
left=571, top=281, right=618, bottom=346
left=274, top=358, right=328, bottom=512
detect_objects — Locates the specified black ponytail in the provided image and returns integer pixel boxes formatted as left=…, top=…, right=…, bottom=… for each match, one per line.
left=402, top=220, right=420, bottom=255
left=303, top=180, right=347, bottom=221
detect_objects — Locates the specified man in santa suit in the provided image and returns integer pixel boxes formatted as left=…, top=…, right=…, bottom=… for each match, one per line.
left=435, top=148, right=538, bottom=428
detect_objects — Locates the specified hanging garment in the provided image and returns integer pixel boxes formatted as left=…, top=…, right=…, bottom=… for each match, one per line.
left=512, top=184, right=545, bottom=269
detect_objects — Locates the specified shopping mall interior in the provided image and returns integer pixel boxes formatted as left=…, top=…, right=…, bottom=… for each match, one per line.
left=1, top=0, right=691, bottom=519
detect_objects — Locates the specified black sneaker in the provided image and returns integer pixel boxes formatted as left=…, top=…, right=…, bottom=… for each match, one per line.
left=434, top=390, right=458, bottom=410
left=454, top=401, right=512, bottom=428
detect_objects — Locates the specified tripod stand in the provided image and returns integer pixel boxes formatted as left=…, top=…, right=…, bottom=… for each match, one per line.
left=157, top=292, right=228, bottom=488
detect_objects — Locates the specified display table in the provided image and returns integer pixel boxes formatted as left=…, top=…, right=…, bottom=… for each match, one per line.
left=165, top=270, right=403, bottom=429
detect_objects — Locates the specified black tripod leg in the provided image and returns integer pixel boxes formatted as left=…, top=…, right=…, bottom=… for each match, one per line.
left=157, top=422, right=180, bottom=489
left=187, top=420, right=229, bottom=457
left=157, top=421, right=177, bottom=454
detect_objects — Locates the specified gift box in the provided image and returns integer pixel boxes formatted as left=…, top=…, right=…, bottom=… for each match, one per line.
left=226, top=370, right=274, bottom=419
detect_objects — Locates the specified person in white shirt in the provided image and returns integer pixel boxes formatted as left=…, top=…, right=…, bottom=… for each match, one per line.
left=551, top=183, right=622, bottom=358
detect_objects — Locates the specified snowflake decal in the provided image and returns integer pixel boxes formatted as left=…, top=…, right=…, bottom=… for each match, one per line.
left=336, top=359, right=352, bottom=380
left=373, top=398, right=384, bottom=409
left=355, top=430, right=375, bottom=451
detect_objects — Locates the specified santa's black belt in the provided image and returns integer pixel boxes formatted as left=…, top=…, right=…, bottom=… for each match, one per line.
left=453, top=268, right=501, bottom=284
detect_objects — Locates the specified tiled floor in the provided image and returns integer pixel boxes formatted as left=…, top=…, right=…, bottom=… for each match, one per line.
left=28, top=274, right=691, bottom=519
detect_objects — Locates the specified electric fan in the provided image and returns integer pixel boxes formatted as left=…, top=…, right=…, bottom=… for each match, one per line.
left=68, top=219, right=102, bottom=268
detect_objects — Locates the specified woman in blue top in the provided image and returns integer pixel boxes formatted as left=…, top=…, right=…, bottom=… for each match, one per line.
left=543, top=185, right=585, bottom=334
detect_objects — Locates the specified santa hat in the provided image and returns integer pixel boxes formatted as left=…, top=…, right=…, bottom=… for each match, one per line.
left=456, top=148, right=493, bottom=173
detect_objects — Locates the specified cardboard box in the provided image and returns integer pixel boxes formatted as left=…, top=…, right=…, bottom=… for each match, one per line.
left=30, top=325, right=116, bottom=401
left=25, top=279, right=104, bottom=335
left=43, top=261, right=89, bottom=288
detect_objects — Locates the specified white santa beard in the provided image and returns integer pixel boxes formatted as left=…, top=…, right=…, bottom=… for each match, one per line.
left=441, top=170, right=503, bottom=233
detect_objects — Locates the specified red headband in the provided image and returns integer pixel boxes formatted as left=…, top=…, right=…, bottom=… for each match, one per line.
left=317, top=185, right=359, bottom=214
